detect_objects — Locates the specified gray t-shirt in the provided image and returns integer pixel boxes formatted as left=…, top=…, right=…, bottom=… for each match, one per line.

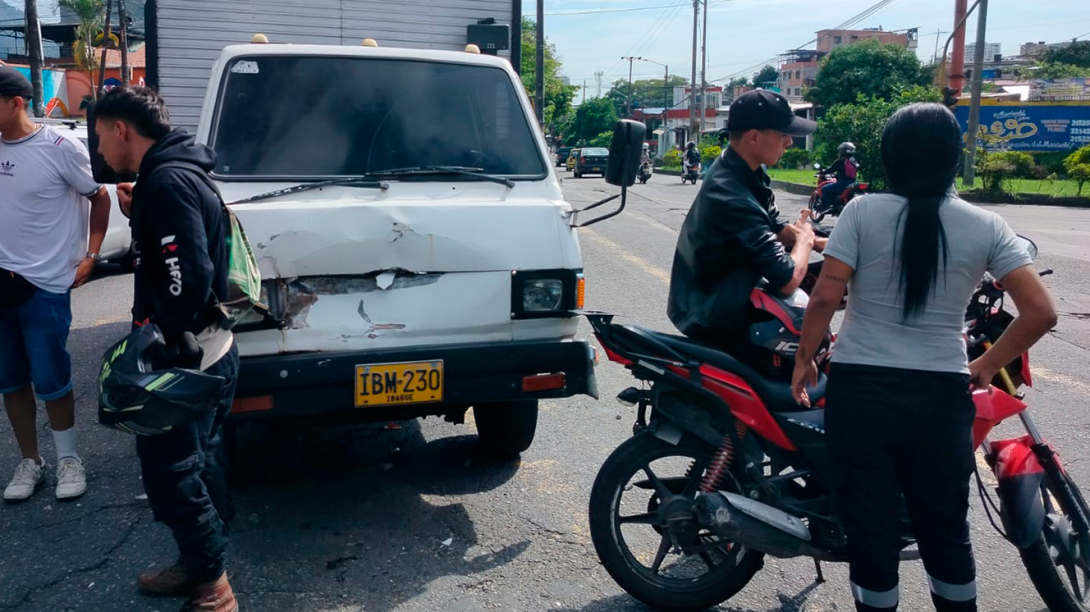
left=823, top=193, right=1032, bottom=374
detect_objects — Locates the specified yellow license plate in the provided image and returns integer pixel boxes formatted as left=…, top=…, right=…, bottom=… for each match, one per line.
left=355, top=360, right=444, bottom=407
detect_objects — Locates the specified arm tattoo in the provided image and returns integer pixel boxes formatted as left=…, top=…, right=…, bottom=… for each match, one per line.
left=823, top=273, right=850, bottom=284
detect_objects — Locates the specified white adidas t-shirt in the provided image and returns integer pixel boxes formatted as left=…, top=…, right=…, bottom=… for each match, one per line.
left=0, top=125, right=102, bottom=293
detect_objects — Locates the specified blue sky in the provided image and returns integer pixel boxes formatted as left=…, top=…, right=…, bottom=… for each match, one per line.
left=526, top=0, right=1090, bottom=97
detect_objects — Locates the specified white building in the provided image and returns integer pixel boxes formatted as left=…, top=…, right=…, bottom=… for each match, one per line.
left=965, top=42, right=1002, bottom=62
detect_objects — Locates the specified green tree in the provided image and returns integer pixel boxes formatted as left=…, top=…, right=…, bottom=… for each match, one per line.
left=754, top=65, right=779, bottom=88
left=1043, top=41, right=1090, bottom=68
left=1015, top=62, right=1090, bottom=79
left=1064, top=145, right=1090, bottom=195
left=605, top=75, right=689, bottom=117
left=520, top=17, right=579, bottom=132
left=59, top=0, right=105, bottom=99
left=567, top=97, right=618, bottom=146
left=814, top=85, right=942, bottom=189
left=805, top=39, right=930, bottom=108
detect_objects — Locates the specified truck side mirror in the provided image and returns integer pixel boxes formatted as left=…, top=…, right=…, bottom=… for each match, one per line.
left=569, top=120, right=646, bottom=228
left=605, top=119, right=647, bottom=187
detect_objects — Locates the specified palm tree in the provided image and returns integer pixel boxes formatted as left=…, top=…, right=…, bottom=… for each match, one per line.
left=58, top=0, right=104, bottom=99
left=24, top=0, right=44, bottom=116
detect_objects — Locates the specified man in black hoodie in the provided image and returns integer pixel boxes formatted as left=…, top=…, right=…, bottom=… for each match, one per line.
left=93, top=87, right=239, bottom=612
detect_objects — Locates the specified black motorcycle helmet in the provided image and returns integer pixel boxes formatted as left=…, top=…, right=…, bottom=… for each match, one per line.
left=98, top=324, right=226, bottom=436
left=686, top=140, right=697, bottom=150
left=838, top=142, right=856, bottom=157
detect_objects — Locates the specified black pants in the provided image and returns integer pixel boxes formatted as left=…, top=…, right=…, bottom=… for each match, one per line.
left=826, top=363, right=977, bottom=612
left=136, top=345, right=239, bottom=583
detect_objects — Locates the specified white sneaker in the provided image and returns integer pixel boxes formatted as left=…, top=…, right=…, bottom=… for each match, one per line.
left=4, top=458, right=45, bottom=502
left=55, top=457, right=87, bottom=501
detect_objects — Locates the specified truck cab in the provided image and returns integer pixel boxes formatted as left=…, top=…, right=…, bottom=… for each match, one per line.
left=195, top=42, right=597, bottom=455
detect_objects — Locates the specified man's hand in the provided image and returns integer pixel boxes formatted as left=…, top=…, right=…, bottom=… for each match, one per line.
left=117, top=182, right=134, bottom=218
left=792, top=211, right=816, bottom=248
left=815, top=237, right=828, bottom=252
left=73, top=257, right=95, bottom=288
left=792, top=358, right=819, bottom=407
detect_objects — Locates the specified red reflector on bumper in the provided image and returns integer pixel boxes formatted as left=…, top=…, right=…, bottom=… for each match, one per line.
left=522, top=373, right=566, bottom=393
left=231, top=395, right=274, bottom=414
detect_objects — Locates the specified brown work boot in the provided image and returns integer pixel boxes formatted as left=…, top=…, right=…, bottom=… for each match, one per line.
left=181, top=573, right=237, bottom=612
left=138, top=562, right=195, bottom=597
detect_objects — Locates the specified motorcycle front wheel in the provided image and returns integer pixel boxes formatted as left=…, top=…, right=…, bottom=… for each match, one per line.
left=588, top=432, right=764, bottom=612
left=1021, top=471, right=1090, bottom=612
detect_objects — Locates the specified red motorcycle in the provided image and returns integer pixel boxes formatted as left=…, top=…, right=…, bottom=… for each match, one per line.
left=585, top=239, right=1088, bottom=612
left=808, top=162, right=869, bottom=223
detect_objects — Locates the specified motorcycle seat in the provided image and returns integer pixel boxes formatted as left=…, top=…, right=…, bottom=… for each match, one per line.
left=615, top=324, right=826, bottom=412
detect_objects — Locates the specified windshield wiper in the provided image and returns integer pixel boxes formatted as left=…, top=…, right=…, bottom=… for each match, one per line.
left=367, top=166, right=515, bottom=188
left=230, top=177, right=389, bottom=205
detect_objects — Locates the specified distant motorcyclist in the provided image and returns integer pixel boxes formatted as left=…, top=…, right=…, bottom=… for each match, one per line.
left=683, top=141, right=700, bottom=172
left=819, top=142, right=860, bottom=210
left=641, top=143, right=652, bottom=166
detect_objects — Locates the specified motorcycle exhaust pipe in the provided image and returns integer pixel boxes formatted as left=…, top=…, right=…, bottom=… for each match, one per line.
left=695, top=491, right=836, bottom=561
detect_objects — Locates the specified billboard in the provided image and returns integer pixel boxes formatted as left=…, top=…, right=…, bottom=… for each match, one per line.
left=955, top=102, right=1090, bottom=152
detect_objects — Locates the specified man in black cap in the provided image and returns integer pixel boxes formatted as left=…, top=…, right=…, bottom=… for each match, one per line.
left=0, top=66, right=110, bottom=502
left=668, top=89, right=824, bottom=353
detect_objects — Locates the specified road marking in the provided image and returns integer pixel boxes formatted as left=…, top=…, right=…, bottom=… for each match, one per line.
left=73, top=313, right=130, bottom=330
left=1032, top=367, right=1090, bottom=395
left=580, top=227, right=671, bottom=286
left=627, top=209, right=680, bottom=235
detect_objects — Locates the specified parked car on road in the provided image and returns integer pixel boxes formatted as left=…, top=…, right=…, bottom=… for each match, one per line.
left=555, top=146, right=573, bottom=168
left=574, top=147, right=609, bottom=178
left=566, top=148, right=581, bottom=172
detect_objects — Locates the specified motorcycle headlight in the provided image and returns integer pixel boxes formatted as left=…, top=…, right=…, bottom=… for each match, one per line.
left=522, top=279, right=564, bottom=312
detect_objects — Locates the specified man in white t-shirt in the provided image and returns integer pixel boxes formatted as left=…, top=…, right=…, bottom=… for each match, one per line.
left=0, top=67, right=111, bottom=502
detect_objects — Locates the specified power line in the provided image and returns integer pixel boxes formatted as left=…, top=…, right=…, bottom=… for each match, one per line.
left=708, top=0, right=901, bottom=83
left=546, top=3, right=687, bottom=16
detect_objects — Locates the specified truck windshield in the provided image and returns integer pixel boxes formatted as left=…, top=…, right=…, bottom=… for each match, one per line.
left=210, top=56, right=547, bottom=179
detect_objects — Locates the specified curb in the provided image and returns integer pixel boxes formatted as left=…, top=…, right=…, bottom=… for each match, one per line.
left=768, top=179, right=1089, bottom=208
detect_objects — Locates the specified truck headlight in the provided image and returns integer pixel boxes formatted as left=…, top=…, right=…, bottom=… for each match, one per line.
left=523, top=279, right=564, bottom=312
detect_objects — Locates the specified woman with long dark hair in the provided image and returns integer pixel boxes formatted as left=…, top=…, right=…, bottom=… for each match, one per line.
left=790, top=103, right=1057, bottom=612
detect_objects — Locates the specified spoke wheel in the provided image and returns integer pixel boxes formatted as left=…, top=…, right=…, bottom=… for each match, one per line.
left=589, top=433, right=763, bottom=612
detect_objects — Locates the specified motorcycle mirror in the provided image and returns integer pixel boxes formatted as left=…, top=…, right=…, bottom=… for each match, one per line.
left=1016, top=234, right=1039, bottom=261
left=606, top=120, right=646, bottom=187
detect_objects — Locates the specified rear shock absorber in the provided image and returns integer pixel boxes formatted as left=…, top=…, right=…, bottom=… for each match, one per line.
left=700, top=421, right=748, bottom=493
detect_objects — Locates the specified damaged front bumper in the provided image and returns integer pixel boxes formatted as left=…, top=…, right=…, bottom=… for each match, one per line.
left=231, top=339, right=598, bottom=421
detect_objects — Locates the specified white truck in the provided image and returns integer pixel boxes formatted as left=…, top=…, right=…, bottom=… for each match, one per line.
left=120, top=1, right=641, bottom=456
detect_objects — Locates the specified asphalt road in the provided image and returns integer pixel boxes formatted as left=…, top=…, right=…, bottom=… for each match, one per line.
left=0, top=170, right=1087, bottom=612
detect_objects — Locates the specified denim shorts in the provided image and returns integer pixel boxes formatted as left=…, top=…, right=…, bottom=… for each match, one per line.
left=0, top=288, right=73, bottom=401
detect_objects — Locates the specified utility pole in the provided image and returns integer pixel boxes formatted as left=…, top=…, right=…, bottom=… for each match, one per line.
left=932, top=28, right=946, bottom=64
left=119, top=0, right=130, bottom=85
left=535, top=0, right=544, bottom=126
left=963, top=0, right=988, bottom=187
left=949, top=0, right=968, bottom=97
left=689, top=0, right=699, bottom=141
left=594, top=71, right=603, bottom=97
left=621, top=56, right=639, bottom=117
left=97, top=0, right=113, bottom=95
left=700, top=0, right=708, bottom=137
left=24, top=0, right=44, bottom=117
left=582, top=80, right=586, bottom=105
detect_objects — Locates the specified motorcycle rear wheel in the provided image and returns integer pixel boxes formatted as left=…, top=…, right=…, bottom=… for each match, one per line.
left=1021, top=473, right=1090, bottom=612
left=589, top=432, right=764, bottom=612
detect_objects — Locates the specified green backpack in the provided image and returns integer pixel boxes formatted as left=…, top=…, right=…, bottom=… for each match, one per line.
left=155, top=161, right=265, bottom=329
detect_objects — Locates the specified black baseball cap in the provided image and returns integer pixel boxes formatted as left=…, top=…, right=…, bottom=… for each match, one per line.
left=727, top=89, right=816, bottom=137
left=0, top=67, right=33, bottom=99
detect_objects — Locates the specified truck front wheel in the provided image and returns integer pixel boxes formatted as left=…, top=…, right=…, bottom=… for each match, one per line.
left=473, top=400, right=539, bottom=457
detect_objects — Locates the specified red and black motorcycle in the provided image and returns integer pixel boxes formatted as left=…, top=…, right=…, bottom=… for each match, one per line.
left=585, top=240, right=1089, bottom=612
left=807, top=162, right=869, bottom=223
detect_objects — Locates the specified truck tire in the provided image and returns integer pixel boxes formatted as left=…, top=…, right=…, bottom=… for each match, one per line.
left=474, top=400, right=538, bottom=457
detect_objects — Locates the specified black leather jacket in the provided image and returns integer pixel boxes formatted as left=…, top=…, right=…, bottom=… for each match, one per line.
left=668, top=147, right=795, bottom=341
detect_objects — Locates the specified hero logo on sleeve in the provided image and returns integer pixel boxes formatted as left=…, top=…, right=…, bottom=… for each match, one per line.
left=161, top=235, right=182, bottom=296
